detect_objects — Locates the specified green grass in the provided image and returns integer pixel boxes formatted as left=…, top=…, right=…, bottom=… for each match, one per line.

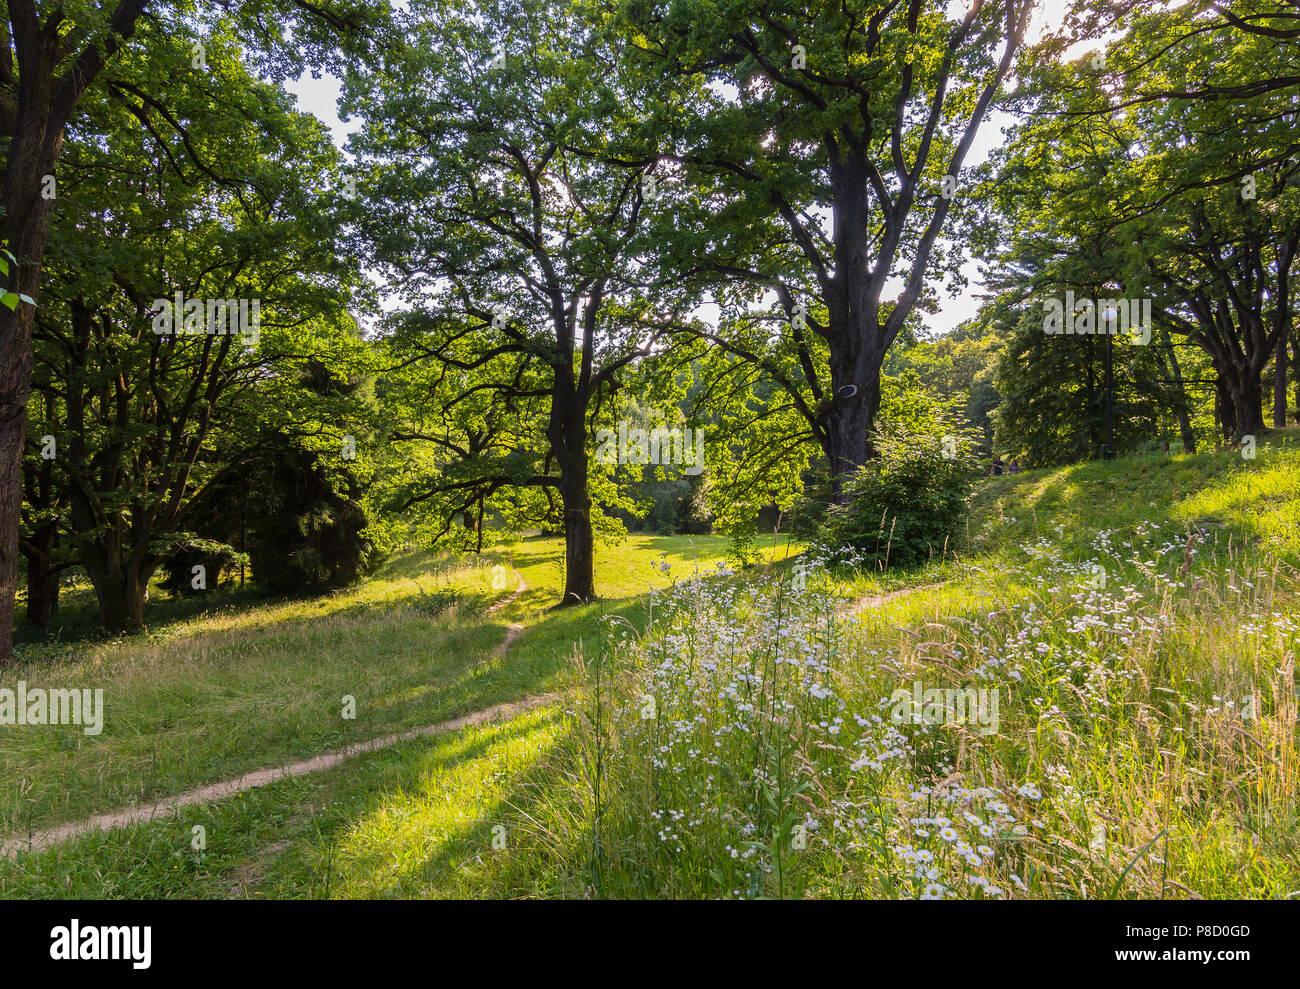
left=2, top=436, right=1298, bottom=899
left=0, top=534, right=794, bottom=838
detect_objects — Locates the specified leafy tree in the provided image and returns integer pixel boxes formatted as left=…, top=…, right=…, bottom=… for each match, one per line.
left=244, top=438, right=379, bottom=593
left=348, top=0, right=684, bottom=604
left=993, top=1, right=1300, bottom=443
left=611, top=0, right=1035, bottom=497
left=0, top=0, right=383, bottom=660
left=26, top=22, right=367, bottom=633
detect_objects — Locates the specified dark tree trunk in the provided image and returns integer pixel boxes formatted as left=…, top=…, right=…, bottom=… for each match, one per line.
left=1215, top=377, right=1235, bottom=442
left=0, top=144, right=57, bottom=662
left=1275, top=328, right=1290, bottom=429
left=560, top=466, right=595, bottom=605
left=1156, top=330, right=1196, bottom=453
left=822, top=373, right=879, bottom=503
left=0, top=0, right=151, bottom=662
left=1211, top=355, right=1264, bottom=442
left=1290, top=330, right=1299, bottom=424
left=547, top=367, right=595, bottom=606
left=1229, top=368, right=1266, bottom=440
left=85, top=556, right=153, bottom=635
left=21, top=524, right=60, bottom=628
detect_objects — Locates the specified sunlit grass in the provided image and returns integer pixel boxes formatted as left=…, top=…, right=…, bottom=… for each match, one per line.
left=2, top=438, right=1297, bottom=899
left=0, top=534, right=779, bottom=835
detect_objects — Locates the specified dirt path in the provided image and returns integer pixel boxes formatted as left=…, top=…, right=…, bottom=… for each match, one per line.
left=2, top=569, right=551, bottom=860
left=846, top=579, right=954, bottom=616
left=1, top=691, right=561, bottom=859
left=486, top=570, right=527, bottom=650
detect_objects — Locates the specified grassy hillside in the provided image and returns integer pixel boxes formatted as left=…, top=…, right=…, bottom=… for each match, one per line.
left=1, top=436, right=1297, bottom=899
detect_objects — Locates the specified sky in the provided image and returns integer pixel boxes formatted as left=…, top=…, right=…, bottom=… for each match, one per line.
left=283, top=0, right=1091, bottom=337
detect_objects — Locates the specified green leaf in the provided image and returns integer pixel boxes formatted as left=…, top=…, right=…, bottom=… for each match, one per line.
left=1, top=292, right=19, bottom=311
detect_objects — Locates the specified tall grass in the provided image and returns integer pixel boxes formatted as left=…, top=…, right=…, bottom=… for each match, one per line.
left=537, top=524, right=1299, bottom=899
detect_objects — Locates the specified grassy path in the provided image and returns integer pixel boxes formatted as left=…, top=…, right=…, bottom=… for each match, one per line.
left=1, top=566, right=566, bottom=860
left=1, top=691, right=561, bottom=859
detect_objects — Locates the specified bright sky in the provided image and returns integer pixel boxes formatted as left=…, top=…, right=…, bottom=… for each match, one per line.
left=283, top=0, right=1091, bottom=336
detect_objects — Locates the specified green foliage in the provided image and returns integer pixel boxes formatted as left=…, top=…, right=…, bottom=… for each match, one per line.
left=886, top=319, right=1004, bottom=452
left=248, top=447, right=383, bottom=594
left=0, top=244, right=35, bottom=312
left=158, top=540, right=248, bottom=598
left=820, top=428, right=977, bottom=569
left=413, top=584, right=460, bottom=618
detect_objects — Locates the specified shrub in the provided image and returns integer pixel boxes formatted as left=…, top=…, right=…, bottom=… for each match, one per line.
left=158, top=539, right=247, bottom=596
left=413, top=584, right=459, bottom=617
left=819, top=428, right=976, bottom=569
left=247, top=446, right=383, bottom=593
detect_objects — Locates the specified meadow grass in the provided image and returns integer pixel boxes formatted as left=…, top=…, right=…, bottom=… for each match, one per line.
left=2, top=436, right=1298, bottom=899
left=0, top=535, right=788, bottom=837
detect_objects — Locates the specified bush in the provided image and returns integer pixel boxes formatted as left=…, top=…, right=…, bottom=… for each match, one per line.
left=819, top=429, right=976, bottom=569
left=788, top=491, right=829, bottom=538
left=247, top=445, right=383, bottom=593
left=158, top=539, right=247, bottom=597
left=413, top=584, right=459, bottom=617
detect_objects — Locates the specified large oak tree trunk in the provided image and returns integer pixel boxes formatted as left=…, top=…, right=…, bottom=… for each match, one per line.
left=548, top=374, right=595, bottom=606
left=1210, top=352, right=1265, bottom=443
left=0, top=119, right=61, bottom=662
left=1229, top=367, right=1266, bottom=440
left=84, top=554, right=153, bottom=635
left=821, top=372, right=880, bottom=503
left=560, top=467, right=595, bottom=605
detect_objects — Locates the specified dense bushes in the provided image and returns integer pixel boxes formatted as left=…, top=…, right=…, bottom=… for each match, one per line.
left=158, top=540, right=247, bottom=597
left=248, top=445, right=382, bottom=593
left=819, top=429, right=977, bottom=568
left=158, top=438, right=382, bottom=598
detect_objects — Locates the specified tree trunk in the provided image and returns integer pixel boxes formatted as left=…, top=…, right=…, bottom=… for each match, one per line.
left=1156, top=331, right=1196, bottom=453
left=1215, top=377, right=1235, bottom=443
left=1290, top=330, right=1299, bottom=424
left=1211, top=355, right=1264, bottom=443
left=22, top=524, right=60, bottom=628
left=24, top=560, right=59, bottom=628
left=0, top=0, right=150, bottom=661
left=1229, top=369, right=1266, bottom=440
left=0, top=115, right=63, bottom=663
left=548, top=374, right=595, bottom=606
left=1275, top=328, right=1290, bottom=429
left=87, top=563, right=151, bottom=635
left=821, top=358, right=881, bottom=503
left=560, top=470, right=595, bottom=605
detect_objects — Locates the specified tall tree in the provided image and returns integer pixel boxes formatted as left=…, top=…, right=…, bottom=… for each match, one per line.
left=613, top=0, right=1034, bottom=497
left=0, top=0, right=153, bottom=657
left=0, top=0, right=383, bottom=659
left=349, top=0, right=678, bottom=604
left=986, top=12, right=1299, bottom=445
left=27, top=20, right=365, bottom=633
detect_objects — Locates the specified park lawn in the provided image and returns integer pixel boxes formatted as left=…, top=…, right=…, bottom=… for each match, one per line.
left=2, top=434, right=1299, bottom=899
left=0, top=533, right=794, bottom=842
